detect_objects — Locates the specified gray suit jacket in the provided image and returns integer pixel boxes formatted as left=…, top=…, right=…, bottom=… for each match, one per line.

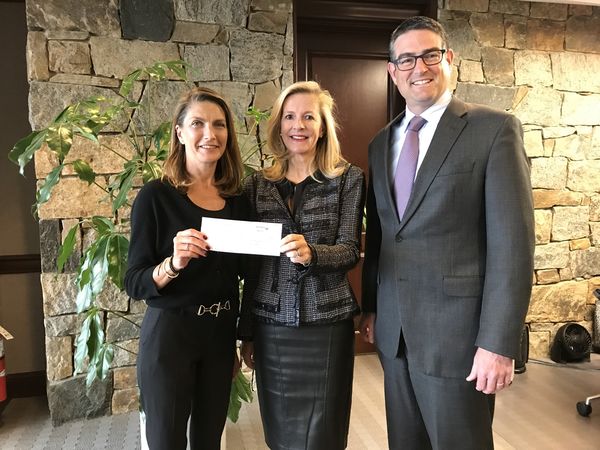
left=362, top=97, right=535, bottom=378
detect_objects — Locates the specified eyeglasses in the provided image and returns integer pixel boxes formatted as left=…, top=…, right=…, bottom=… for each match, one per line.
left=391, top=49, right=447, bottom=71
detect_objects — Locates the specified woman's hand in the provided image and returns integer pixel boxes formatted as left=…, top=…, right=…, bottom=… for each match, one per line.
left=359, top=313, right=376, bottom=344
left=241, top=342, right=255, bottom=370
left=280, top=234, right=312, bottom=266
left=171, top=228, right=211, bottom=271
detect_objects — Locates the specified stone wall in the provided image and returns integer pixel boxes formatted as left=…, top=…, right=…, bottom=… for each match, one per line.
left=25, top=0, right=600, bottom=424
left=25, top=0, right=293, bottom=424
left=439, top=0, right=600, bottom=358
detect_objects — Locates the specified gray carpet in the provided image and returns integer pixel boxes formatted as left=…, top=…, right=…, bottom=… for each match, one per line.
left=0, top=397, right=141, bottom=449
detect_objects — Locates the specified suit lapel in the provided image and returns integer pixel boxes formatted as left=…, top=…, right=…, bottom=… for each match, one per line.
left=398, top=98, right=468, bottom=230
left=375, top=113, right=405, bottom=227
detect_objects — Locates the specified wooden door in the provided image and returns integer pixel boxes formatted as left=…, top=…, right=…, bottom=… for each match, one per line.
left=295, top=0, right=436, bottom=352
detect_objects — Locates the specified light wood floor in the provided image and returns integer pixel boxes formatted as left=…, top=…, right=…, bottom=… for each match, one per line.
left=226, top=353, right=600, bottom=450
left=1, top=354, right=599, bottom=449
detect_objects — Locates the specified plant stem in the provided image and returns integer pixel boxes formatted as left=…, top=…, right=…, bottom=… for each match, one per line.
left=113, top=342, right=138, bottom=356
left=93, top=181, right=110, bottom=194
left=109, top=310, right=141, bottom=328
left=100, top=143, right=129, bottom=161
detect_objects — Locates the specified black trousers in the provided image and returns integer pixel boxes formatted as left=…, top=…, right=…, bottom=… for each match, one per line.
left=137, top=305, right=237, bottom=450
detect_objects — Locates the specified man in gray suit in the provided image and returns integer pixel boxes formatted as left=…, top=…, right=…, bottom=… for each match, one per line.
left=360, top=16, right=534, bottom=450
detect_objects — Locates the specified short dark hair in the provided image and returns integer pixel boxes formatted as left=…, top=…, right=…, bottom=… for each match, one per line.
left=163, top=87, right=243, bottom=196
left=389, top=16, right=449, bottom=61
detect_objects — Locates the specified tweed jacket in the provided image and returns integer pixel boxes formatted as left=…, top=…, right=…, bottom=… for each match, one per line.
left=239, top=164, right=365, bottom=337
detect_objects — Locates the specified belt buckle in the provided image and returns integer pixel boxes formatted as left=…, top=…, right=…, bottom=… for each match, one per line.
left=197, top=300, right=230, bottom=317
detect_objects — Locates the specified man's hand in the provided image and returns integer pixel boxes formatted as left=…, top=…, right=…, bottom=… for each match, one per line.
left=359, top=313, right=376, bottom=344
left=466, top=347, right=514, bottom=394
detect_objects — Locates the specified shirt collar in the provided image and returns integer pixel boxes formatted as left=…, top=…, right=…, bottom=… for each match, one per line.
left=404, top=90, right=452, bottom=127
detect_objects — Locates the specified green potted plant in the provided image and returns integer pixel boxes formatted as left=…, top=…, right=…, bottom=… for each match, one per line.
left=9, top=60, right=269, bottom=422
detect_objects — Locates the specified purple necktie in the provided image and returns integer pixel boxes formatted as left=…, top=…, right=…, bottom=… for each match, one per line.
left=393, top=116, right=427, bottom=220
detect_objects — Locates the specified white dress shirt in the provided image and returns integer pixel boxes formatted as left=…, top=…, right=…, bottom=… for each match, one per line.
left=389, top=90, right=453, bottom=186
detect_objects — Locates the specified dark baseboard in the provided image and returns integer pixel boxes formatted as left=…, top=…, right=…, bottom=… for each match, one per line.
left=6, top=370, right=46, bottom=398
left=0, top=254, right=41, bottom=275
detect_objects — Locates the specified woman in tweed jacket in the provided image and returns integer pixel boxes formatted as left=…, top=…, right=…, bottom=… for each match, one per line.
left=240, top=81, right=365, bottom=450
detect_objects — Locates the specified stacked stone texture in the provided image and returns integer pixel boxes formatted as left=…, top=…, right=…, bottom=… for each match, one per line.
left=25, top=0, right=600, bottom=424
left=440, top=0, right=600, bottom=360
left=25, top=0, right=293, bottom=424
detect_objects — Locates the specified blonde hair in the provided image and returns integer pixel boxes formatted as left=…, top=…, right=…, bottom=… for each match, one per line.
left=264, top=81, right=346, bottom=181
left=163, top=87, right=243, bottom=196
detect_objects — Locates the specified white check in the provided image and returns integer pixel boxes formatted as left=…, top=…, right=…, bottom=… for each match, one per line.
left=201, top=217, right=282, bottom=256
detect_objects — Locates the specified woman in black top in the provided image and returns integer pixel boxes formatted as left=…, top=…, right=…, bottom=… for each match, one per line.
left=240, top=81, right=365, bottom=449
left=125, top=87, right=252, bottom=450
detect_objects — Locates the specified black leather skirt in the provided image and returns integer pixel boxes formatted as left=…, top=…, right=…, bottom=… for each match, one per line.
left=254, top=320, right=355, bottom=450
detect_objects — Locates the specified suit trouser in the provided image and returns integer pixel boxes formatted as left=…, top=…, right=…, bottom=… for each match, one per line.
left=379, top=349, right=495, bottom=450
left=137, top=305, right=237, bottom=450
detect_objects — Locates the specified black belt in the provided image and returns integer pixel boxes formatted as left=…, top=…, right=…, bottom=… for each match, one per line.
left=172, top=300, right=231, bottom=318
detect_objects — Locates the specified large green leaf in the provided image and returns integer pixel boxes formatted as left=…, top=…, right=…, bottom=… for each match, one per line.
left=36, top=164, right=64, bottom=207
left=73, top=124, right=99, bottom=144
left=85, top=343, right=114, bottom=387
left=246, top=106, right=270, bottom=123
left=78, top=95, right=106, bottom=111
left=9, top=130, right=47, bottom=175
left=84, top=312, right=106, bottom=387
left=152, top=121, right=171, bottom=153
left=73, top=159, right=96, bottom=185
left=85, top=361, right=97, bottom=387
left=46, top=124, right=73, bottom=160
left=87, top=312, right=104, bottom=362
left=97, top=343, right=114, bottom=381
left=76, top=252, right=93, bottom=312
left=52, top=105, right=74, bottom=124
left=163, top=60, right=188, bottom=81
left=119, top=69, right=142, bottom=97
left=111, top=165, right=137, bottom=212
left=76, top=283, right=93, bottom=313
left=146, top=65, right=166, bottom=80
left=234, top=369, right=253, bottom=402
left=74, top=312, right=93, bottom=374
left=88, top=236, right=110, bottom=297
left=227, top=371, right=253, bottom=423
left=106, top=234, right=129, bottom=290
left=228, top=384, right=242, bottom=423
left=141, top=161, right=162, bottom=183
left=91, top=216, right=114, bottom=235
left=57, top=223, right=79, bottom=272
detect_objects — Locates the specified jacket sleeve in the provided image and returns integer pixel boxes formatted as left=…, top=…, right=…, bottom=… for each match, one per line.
left=124, top=183, right=162, bottom=301
left=308, top=165, right=366, bottom=274
left=237, top=175, right=260, bottom=340
left=361, top=164, right=381, bottom=314
left=476, top=113, right=535, bottom=359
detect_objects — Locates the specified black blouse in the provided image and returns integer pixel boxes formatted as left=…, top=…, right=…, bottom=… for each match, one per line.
left=124, top=179, right=253, bottom=309
left=275, top=175, right=317, bottom=218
